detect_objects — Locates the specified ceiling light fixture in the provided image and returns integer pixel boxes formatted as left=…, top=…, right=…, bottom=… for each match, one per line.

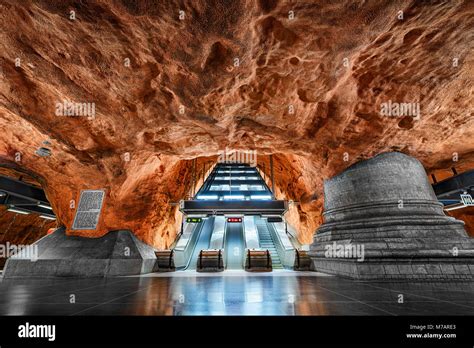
left=7, top=207, right=30, bottom=215
left=39, top=215, right=56, bottom=220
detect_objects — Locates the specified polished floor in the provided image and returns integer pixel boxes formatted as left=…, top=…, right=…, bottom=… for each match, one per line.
left=0, top=271, right=473, bottom=315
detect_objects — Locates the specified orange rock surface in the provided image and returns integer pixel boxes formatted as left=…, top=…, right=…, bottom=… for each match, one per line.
left=0, top=1, right=473, bottom=248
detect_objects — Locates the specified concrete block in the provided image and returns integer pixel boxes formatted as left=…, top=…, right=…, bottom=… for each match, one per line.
left=3, top=228, right=157, bottom=278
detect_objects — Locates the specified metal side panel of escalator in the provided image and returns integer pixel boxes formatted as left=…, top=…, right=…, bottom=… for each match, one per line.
left=171, top=220, right=205, bottom=269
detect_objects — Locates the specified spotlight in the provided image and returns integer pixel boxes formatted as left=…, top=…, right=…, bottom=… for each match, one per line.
left=35, top=147, right=52, bottom=157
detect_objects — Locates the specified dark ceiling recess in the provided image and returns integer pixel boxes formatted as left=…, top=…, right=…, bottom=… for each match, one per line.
left=0, top=175, right=55, bottom=219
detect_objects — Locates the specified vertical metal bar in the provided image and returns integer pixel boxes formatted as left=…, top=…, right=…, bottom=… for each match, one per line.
left=192, top=159, right=196, bottom=198
left=201, top=164, right=204, bottom=188
left=451, top=167, right=458, bottom=176
left=431, top=174, right=437, bottom=184
left=270, top=154, right=275, bottom=199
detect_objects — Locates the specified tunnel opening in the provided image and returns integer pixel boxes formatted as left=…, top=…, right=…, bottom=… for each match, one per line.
left=165, top=159, right=310, bottom=273
left=0, top=166, right=57, bottom=270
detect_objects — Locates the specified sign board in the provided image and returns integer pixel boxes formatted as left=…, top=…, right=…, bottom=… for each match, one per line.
left=72, top=190, right=105, bottom=230
left=186, top=217, right=202, bottom=223
left=227, top=217, right=242, bottom=223
left=267, top=216, right=283, bottom=223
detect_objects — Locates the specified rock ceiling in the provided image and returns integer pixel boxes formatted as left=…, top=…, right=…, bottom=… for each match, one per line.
left=0, top=0, right=473, bottom=248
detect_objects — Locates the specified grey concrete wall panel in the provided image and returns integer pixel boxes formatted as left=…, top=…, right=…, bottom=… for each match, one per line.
left=3, top=228, right=157, bottom=278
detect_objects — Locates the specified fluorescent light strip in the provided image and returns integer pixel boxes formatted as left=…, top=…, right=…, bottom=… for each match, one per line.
left=250, top=195, right=272, bottom=200
left=197, top=195, right=218, bottom=200
left=7, top=207, right=30, bottom=215
left=39, top=215, right=56, bottom=220
left=444, top=205, right=467, bottom=211
left=38, top=203, right=53, bottom=210
left=223, top=195, right=245, bottom=200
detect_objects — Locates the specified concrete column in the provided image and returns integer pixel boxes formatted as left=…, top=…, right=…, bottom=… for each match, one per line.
left=309, top=152, right=474, bottom=280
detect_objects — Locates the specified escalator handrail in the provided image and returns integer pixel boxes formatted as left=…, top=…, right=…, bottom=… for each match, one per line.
left=169, top=231, right=183, bottom=250
left=285, top=222, right=302, bottom=249
left=222, top=220, right=228, bottom=268
left=183, top=219, right=208, bottom=270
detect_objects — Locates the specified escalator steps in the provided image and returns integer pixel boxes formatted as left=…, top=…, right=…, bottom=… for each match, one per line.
left=255, top=219, right=283, bottom=269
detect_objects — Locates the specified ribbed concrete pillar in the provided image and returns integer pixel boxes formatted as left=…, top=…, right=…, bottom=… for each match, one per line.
left=309, top=152, right=474, bottom=280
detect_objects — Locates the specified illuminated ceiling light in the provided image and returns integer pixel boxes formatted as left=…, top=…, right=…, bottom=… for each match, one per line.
left=196, top=195, right=218, bottom=200
left=7, top=206, right=30, bottom=215
left=223, top=195, right=245, bottom=200
left=0, top=191, right=6, bottom=197
left=39, top=215, right=56, bottom=220
left=250, top=195, right=272, bottom=200
left=444, top=205, right=466, bottom=211
left=37, top=203, right=53, bottom=210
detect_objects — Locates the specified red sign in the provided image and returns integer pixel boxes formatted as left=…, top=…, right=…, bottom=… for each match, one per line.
left=227, top=217, right=242, bottom=223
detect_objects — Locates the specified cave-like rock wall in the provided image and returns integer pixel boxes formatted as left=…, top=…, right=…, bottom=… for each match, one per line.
left=0, top=1, right=473, bottom=248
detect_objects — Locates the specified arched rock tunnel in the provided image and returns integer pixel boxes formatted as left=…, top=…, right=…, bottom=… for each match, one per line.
left=0, top=0, right=473, bottom=280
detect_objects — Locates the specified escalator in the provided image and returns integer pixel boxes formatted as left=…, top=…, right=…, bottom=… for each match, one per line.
left=168, top=215, right=299, bottom=272
left=255, top=217, right=283, bottom=269
left=224, top=221, right=245, bottom=270
left=185, top=216, right=215, bottom=270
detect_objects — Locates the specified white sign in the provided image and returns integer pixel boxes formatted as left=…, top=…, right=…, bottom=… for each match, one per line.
left=460, top=193, right=474, bottom=206
left=72, top=190, right=105, bottom=230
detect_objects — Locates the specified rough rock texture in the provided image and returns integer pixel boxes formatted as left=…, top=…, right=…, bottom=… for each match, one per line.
left=0, top=1, right=473, bottom=248
left=449, top=208, right=474, bottom=237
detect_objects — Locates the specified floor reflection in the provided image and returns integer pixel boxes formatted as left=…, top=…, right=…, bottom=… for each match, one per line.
left=0, top=273, right=472, bottom=315
left=169, top=274, right=300, bottom=315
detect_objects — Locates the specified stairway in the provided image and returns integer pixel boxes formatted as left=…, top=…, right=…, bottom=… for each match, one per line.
left=255, top=218, right=283, bottom=269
